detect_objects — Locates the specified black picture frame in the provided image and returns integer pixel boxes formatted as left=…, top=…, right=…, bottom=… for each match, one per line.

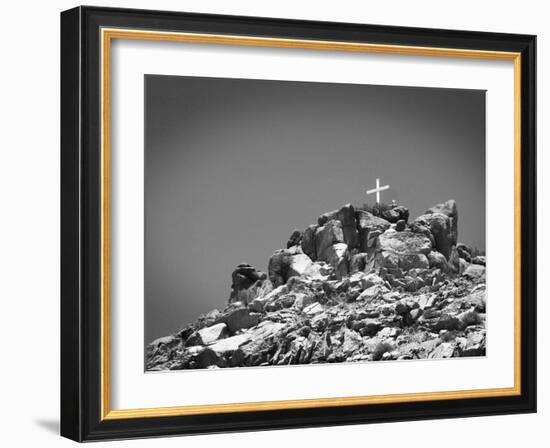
left=61, top=5, right=536, bottom=442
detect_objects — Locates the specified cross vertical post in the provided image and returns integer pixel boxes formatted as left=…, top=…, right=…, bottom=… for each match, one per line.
left=366, top=178, right=390, bottom=204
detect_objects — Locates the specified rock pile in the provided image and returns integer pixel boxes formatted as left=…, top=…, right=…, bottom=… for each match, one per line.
left=146, top=200, right=486, bottom=371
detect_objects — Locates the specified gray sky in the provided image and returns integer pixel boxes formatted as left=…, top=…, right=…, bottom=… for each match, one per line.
left=145, top=75, right=485, bottom=343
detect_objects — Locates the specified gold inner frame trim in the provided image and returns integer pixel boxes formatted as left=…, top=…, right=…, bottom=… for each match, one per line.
left=100, top=27, right=522, bottom=421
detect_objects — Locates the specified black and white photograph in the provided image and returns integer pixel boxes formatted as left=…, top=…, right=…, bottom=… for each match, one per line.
left=144, top=75, right=487, bottom=371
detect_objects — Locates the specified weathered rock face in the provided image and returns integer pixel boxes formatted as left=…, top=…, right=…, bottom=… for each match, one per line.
left=268, top=249, right=316, bottom=287
left=186, top=322, right=229, bottom=346
left=427, top=251, right=450, bottom=273
left=426, top=200, right=458, bottom=246
left=286, top=229, right=303, bottom=248
left=324, top=243, right=349, bottom=279
left=456, top=243, right=472, bottom=262
left=356, top=210, right=391, bottom=253
left=381, top=205, right=409, bottom=224
left=229, top=263, right=268, bottom=304
left=146, top=199, right=486, bottom=371
left=413, top=213, right=453, bottom=259
left=223, top=307, right=261, bottom=333
left=301, top=224, right=318, bottom=259
left=315, top=220, right=345, bottom=262
left=378, top=231, right=432, bottom=256
left=318, top=204, right=359, bottom=250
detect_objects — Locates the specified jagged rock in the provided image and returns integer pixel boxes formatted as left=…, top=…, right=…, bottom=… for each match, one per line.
left=395, top=219, right=407, bottom=231
left=349, top=252, right=367, bottom=273
left=324, top=243, right=349, bottom=279
left=315, top=219, right=345, bottom=261
left=426, top=200, right=458, bottom=246
left=268, top=249, right=315, bottom=287
left=381, top=205, right=409, bottom=223
left=471, top=255, right=486, bottom=266
left=342, top=329, right=363, bottom=354
left=287, top=229, right=303, bottom=248
left=356, top=210, right=391, bottom=253
left=360, top=273, right=384, bottom=289
left=399, top=253, right=430, bottom=271
left=209, top=333, right=251, bottom=355
left=185, top=346, right=222, bottom=369
left=147, top=198, right=486, bottom=371
left=358, top=284, right=389, bottom=302
left=197, top=323, right=229, bottom=345
left=248, top=285, right=286, bottom=313
left=288, top=253, right=314, bottom=278
left=229, top=263, right=267, bottom=304
left=463, top=264, right=486, bottom=282
left=352, top=318, right=382, bottom=336
left=301, top=224, right=318, bottom=260
left=413, top=213, right=452, bottom=259
left=293, top=293, right=314, bottom=310
left=224, top=308, right=261, bottom=333
left=303, top=302, right=324, bottom=315
left=378, top=231, right=432, bottom=256
left=149, top=335, right=180, bottom=353
left=456, top=243, right=472, bottom=262
left=429, top=342, right=457, bottom=359
left=448, top=246, right=461, bottom=274
left=238, top=321, right=286, bottom=365
left=318, top=204, right=359, bottom=249
left=268, top=250, right=292, bottom=287
left=459, top=258, right=469, bottom=274
left=427, top=251, right=450, bottom=273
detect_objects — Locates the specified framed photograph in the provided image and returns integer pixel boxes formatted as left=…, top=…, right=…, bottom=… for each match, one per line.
left=60, top=6, right=536, bottom=442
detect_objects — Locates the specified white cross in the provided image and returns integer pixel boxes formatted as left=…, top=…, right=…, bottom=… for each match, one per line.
left=366, top=178, right=390, bottom=204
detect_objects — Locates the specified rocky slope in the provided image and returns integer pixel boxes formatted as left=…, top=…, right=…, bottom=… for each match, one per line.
left=146, top=200, right=486, bottom=371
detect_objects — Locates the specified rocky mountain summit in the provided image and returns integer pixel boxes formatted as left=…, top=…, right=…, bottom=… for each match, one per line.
left=146, top=200, right=486, bottom=371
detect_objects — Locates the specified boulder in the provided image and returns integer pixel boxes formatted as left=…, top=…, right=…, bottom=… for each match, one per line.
left=268, top=249, right=292, bottom=287
left=293, top=293, right=314, bottom=310
left=315, top=219, right=345, bottom=261
left=381, top=205, right=409, bottom=223
left=360, top=273, right=385, bottom=289
left=249, top=284, right=287, bottom=312
left=287, top=253, right=314, bottom=278
left=356, top=210, right=391, bottom=253
left=286, top=229, right=303, bottom=248
left=399, top=253, right=430, bottom=271
left=448, top=246, right=461, bottom=274
left=358, top=284, right=389, bottom=302
left=426, top=199, right=458, bottom=246
left=301, top=224, right=318, bottom=260
left=378, top=231, right=432, bottom=256
left=463, top=264, right=486, bottom=282
left=185, top=346, right=222, bottom=369
left=318, top=204, right=359, bottom=249
left=268, top=250, right=314, bottom=287
left=196, top=323, right=229, bottom=345
left=303, top=302, right=324, bottom=316
left=456, top=243, right=472, bottom=262
left=459, top=258, right=469, bottom=274
left=228, top=263, right=267, bottom=304
left=429, top=342, right=457, bottom=359
left=395, top=219, right=407, bottom=232
left=413, top=213, right=452, bottom=259
left=427, top=251, right=450, bottom=273
left=324, top=243, right=349, bottom=279
left=238, top=321, right=286, bottom=365
left=208, top=333, right=252, bottom=355
left=349, top=252, right=367, bottom=273
left=472, top=255, right=486, bottom=266
left=224, top=308, right=261, bottom=333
